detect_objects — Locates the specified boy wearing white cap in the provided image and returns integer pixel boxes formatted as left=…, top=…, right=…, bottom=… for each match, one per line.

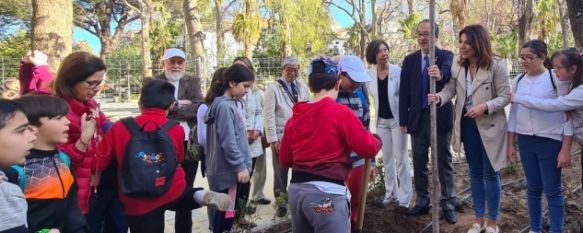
left=144, top=48, right=204, bottom=233
left=335, top=55, right=376, bottom=232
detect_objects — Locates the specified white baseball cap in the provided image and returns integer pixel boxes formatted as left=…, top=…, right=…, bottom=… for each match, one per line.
left=338, top=55, right=371, bottom=82
left=163, top=48, right=186, bottom=60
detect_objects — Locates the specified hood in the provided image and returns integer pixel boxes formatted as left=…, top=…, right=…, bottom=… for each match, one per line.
left=205, top=96, right=238, bottom=124
left=286, top=97, right=335, bottom=136
left=0, top=170, right=6, bottom=183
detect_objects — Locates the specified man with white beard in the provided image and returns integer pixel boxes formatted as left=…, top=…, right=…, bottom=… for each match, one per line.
left=145, top=48, right=203, bottom=233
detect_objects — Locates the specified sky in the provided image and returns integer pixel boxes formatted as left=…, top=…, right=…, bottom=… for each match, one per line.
left=75, top=2, right=370, bottom=54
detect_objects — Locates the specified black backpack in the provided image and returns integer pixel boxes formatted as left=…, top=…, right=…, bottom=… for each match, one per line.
left=120, top=118, right=179, bottom=197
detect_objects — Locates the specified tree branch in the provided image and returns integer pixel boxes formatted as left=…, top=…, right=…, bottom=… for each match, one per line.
left=121, top=0, right=143, bottom=16
left=222, top=0, right=237, bottom=15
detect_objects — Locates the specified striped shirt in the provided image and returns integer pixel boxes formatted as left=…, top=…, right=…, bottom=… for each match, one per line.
left=337, top=86, right=374, bottom=167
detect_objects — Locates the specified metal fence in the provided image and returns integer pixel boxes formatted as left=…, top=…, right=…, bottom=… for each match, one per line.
left=0, top=56, right=526, bottom=101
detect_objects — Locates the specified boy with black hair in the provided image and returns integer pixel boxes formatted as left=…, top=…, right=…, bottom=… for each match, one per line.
left=3, top=95, right=89, bottom=233
left=96, top=80, right=229, bottom=233
left=280, top=57, right=382, bottom=233
left=0, top=99, right=36, bottom=233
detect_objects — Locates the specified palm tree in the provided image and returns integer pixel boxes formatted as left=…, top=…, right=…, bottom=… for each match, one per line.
left=232, top=0, right=260, bottom=59
left=398, top=12, right=421, bottom=52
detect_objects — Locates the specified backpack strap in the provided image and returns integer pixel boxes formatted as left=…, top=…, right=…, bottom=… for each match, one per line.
left=548, top=68, right=558, bottom=95
left=515, top=70, right=558, bottom=95
left=121, top=117, right=142, bottom=133
left=59, top=151, right=71, bottom=167
left=159, top=120, right=179, bottom=133
left=10, top=165, right=26, bottom=191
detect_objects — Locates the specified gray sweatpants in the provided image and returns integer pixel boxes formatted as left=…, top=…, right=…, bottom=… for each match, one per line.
left=288, top=183, right=350, bottom=233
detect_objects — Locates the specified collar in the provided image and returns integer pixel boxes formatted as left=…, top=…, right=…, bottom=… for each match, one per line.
left=280, top=77, right=295, bottom=86
left=65, top=97, right=97, bottom=116
left=141, top=108, right=168, bottom=117
left=28, top=149, right=59, bottom=159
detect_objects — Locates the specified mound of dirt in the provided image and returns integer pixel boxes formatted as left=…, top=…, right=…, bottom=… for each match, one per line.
left=261, top=148, right=583, bottom=233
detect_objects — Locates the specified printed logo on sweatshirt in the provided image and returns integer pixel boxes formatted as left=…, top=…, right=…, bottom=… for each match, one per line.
left=311, top=197, right=336, bottom=214
left=136, top=152, right=166, bottom=164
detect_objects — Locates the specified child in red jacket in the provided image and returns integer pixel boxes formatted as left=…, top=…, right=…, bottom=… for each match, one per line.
left=96, top=80, right=229, bottom=233
left=19, top=50, right=53, bottom=95
left=279, top=57, right=382, bottom=233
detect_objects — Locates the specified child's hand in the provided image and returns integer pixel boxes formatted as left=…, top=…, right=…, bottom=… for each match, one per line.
left=80, top=112, right=97, bottom=144
left=237, top=169, right=250, bottom=183
left=23, top=50, right=49, bottom=66
left=557, top=149, right=571, bottom=168
left=507, top=145, right=517, bottom=163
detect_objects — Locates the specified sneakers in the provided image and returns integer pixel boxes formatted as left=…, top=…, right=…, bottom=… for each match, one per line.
left=467, top=223, right=485, bottom=233
left=382, top=196, right=398, bottom=207
left=202, top=191, right=230, bottom=211
left=485, top=226, right=499, bottom=233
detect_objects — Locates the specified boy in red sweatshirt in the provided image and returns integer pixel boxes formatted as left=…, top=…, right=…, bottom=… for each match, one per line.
left=279, top=57, right=382, bottom=233
left=96, top=80, right=229, bottom=233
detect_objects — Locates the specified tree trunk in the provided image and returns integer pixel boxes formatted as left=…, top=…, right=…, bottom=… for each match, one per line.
left=184, top=0, right=205, bottom=78
left=243, top=0, right=258, bottom=59
left=558, top=0, right=571, bottom=47
left=142, top=11, right=152, bottom=77
left=371, top=0, right=377, bottom=39
left=518, top=0, right=535, bottom=47
left=184, top=0, right=205, bottom=57
left=407, top=0, right=415, bottom=14
left=214, top=0, right=225, bottom=59
left=484, top=0, right=489, bottom=28
left=31, top=0, right=73, bottom=72
left=100, top=38, right=114, bottom=59
left=358, top=0, right=366, bottom=58
left=449, top=0, right=466, bottom=36
left=567, top=0, right=583, bottom=48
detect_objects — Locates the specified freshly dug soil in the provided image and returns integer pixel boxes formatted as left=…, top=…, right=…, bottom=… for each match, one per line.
left=260, top=148, right=583, bottom=233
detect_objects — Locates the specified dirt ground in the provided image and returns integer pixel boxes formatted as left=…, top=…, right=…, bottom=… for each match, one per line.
left=260, top=147, right=583, bottom=233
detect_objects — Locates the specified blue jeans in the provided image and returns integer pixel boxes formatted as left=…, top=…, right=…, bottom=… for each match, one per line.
left=461, top=116, right=501, bottom=221
left=517, top=134, right=564, bottom=233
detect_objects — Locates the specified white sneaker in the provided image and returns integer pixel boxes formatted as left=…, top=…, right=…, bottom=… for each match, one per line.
left=485, top=226, right=499, bottom=233
left=467, top=223, right=485, bottom=233
left=202, top=191, right=230, bottom=211
left=382, top=197, right=398, bottom=207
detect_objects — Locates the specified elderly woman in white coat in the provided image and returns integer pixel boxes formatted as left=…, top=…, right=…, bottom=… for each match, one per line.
left=428, top=25, right=510, bottom=233
left=365, top=40, right=412, bottom=209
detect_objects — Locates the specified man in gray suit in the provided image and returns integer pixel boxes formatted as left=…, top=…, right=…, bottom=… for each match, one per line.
left=263, top=56, right=310, bottom=217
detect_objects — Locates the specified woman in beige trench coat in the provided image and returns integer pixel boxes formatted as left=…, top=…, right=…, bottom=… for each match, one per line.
left=428, top=25, right=511, bottom=233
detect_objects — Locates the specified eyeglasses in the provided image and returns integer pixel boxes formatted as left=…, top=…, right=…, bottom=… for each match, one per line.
left=377, top=48, right=389, bottom=54
left=84, top=80, right=104, bottom=89
left=285, top=67, right=300, bottom=73
left=417, top=33, right=431, bottom=38
left=519, top=56, right=538, bottom=63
